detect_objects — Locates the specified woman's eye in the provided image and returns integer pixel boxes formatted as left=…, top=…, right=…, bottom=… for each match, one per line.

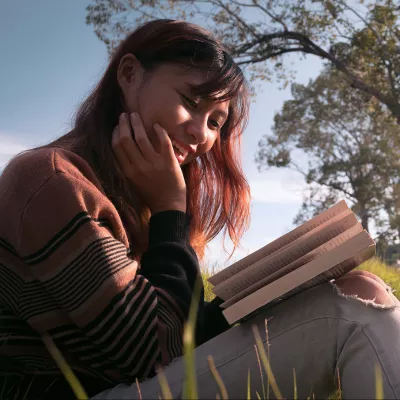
left=182, top=94, right=198, bottom=108
left=209, top=120, right=220, bottom=129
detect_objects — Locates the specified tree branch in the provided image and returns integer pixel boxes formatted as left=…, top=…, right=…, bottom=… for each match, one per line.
left=236, top=47, right=309, bottom=65
left=213, top=0, right=262, bottom=41
left=232, top=29, right=400, bottom=121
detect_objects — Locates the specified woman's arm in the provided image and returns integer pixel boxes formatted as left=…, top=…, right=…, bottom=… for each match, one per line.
left=17, top=168, right=202, bottom=383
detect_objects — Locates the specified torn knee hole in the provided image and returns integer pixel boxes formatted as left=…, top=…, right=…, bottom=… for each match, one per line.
left=332, top=270, right=398, bottom=310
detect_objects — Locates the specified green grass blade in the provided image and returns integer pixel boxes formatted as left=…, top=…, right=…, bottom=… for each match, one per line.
left=41, top=333, right=88, bottom=399
left=22, top=376, right=35, bottom=400
left=156, top=366, right=174, bottom=399
left=207, top=355, right=228, bottom=399
left=252, top=325, right=283, bottom=400
left=375, top=364, right=384, bottom=399
left=293, top=368, right=297, bottom=400
left=253, top=344, right=266, bottom=400
left=135, top=378, right=143, bottom=400
left=247, top=368, right=251, bottom=400
left=182, top=275, right=203, bottom=399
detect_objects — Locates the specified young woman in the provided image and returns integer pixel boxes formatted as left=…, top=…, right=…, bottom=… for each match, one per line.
left=0, top=19, right=399, bottom=400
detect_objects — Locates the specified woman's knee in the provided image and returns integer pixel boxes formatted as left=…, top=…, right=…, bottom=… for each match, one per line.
left=334, top=270, right=399, bottom=309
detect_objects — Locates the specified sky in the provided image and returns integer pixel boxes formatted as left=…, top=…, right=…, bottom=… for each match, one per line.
left=0, top=0, right=325, bottom=268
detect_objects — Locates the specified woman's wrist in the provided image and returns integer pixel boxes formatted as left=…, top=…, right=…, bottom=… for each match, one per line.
left=148, top=210, right=190, bottom=245
left=151, top=200, right=186, bottom=215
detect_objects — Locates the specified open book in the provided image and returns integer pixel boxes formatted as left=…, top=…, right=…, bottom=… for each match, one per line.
left=208, top=200, right=376, bottom=325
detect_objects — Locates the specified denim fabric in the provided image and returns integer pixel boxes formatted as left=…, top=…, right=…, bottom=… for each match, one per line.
left=93, top=280, right=400, bottom=399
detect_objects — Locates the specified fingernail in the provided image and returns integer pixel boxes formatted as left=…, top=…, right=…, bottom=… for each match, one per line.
left=131, top=112, right=138, bottom=120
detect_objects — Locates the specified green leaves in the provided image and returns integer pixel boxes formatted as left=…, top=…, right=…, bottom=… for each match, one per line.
left=257, top=66, right=400, bottom=238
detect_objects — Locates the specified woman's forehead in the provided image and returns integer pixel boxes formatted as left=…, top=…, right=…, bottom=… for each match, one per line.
left=158, top=63, right=217, bottom=85
left=157, top=63, right=231, bottom=109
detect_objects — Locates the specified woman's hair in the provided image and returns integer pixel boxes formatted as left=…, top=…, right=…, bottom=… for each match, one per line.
left=43, top=19, right=251, bottom=261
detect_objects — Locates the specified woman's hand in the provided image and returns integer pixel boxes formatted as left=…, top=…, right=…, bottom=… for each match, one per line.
left=112, top=112, right=187, bottom=214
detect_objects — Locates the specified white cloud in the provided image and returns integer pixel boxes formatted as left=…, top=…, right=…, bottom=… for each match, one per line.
left=249, top=178, right=305, bottom=204
left=0, top=133, right=29, bottom=168
left=203, top=234, right=277, bottom=271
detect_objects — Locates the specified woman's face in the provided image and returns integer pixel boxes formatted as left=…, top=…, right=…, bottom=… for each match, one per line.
left=118, top=55, right=230, bottom=165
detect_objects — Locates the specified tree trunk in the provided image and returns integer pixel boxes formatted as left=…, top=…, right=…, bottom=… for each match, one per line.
left=359, top=205, right=369, bottom=232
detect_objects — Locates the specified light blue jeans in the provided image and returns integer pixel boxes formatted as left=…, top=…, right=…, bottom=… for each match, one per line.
left=93, top=273, right=400, bottom=399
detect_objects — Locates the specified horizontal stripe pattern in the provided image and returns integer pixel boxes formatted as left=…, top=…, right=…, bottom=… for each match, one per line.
left=0, top=149, right=190, bottom=389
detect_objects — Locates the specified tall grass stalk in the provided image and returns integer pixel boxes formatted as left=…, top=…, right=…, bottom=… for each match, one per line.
left=182, top=275, right=203, bottom=399
left=293, top=368, right=297, bottom=400
left=41, top=333, right=88, bottom=399
left=22, top=376, right=35, bottom=400
left=207, top=355, right=228, bottom=399
left=156, top=366, right=173, bottom=400
left=252, top=325, right=283, bottom=399
left=135, top=377, right=143, bottom=400
left=253, top=344, right=266, bottom=400
left=375, top=364, right=384, bottom=399
left=247, top=369, right=251, bottom=400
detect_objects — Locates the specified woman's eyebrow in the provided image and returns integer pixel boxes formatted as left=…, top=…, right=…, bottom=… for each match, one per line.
left=214, top=109, right=228, bottom=120
left=183, top=82, right=228, bottom=119
left=184, top=82, right=200, bottom=95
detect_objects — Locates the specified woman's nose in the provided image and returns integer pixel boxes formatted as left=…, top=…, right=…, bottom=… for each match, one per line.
left=185, top=118, right=208, bottom=145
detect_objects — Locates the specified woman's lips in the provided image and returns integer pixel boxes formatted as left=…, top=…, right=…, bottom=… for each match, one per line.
left=173, top=147, right=185, bottom=164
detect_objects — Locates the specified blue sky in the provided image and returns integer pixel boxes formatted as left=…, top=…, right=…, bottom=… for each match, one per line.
left=0, top=0, right=325, bottom=268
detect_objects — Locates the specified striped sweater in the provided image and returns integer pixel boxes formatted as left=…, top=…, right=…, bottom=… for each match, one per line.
left=0, top=147, right=208, bottom=397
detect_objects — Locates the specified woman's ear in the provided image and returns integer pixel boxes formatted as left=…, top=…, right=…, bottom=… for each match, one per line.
left=117, top=54, right=141, bottom=92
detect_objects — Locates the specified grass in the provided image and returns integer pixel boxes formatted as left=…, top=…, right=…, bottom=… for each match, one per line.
left=356, top=257, right=400, bottom=298
left=40, top=257, right=398, bottom=399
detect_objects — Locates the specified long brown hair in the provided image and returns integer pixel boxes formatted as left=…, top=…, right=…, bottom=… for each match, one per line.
left=46, top=19, right=251, bottom=261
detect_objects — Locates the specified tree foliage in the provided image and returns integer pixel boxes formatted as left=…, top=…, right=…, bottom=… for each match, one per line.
left=86, top=0, right=400, bottom=121
left=255, top=68, right=400, bottom=238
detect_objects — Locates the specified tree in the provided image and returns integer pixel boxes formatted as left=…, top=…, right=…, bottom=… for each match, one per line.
left=255, top=68, right=400, bottom=235
left=86, top=0, right=400, bottom=122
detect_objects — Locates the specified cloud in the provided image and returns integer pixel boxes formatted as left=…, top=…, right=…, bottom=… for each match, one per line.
left=204, top=234, right=277, bottom=270
left=249, top=178, right=305, bottom=204
left=0, top=133, right=29, bottom=168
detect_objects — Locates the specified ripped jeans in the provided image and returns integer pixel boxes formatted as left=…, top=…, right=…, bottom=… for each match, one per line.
left=93, top=271, right=400, bottom=399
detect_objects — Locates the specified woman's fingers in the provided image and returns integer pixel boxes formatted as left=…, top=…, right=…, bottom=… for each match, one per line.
left=130, top=112, right=158, bottom=162
left=118, top=113, right=144, bottom=163
left=111, top=125, right=132, bottom=174
left=153, top=123, right=175, bottom=161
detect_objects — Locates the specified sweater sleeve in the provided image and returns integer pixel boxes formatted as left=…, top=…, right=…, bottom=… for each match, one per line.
left=17, top=169, right=202, bottom=382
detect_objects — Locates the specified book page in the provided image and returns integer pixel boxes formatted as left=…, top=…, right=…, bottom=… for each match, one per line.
left=221, top=231, right=375, bottom=325
left=222, top=244, right=375, bottom=323
left=213, top=211, right=358, bottom=301
left=208, top=200, right=350, bottom=286
left=220, top=223, right=363, bottom=309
